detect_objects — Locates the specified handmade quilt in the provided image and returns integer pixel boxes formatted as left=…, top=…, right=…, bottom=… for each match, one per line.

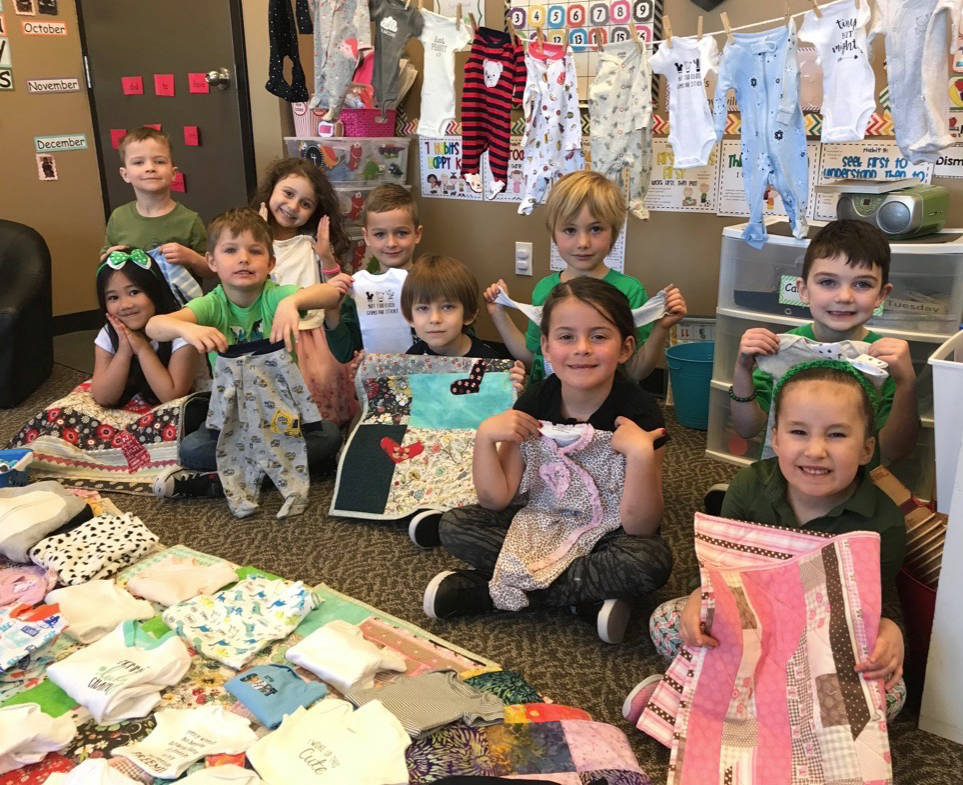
left=8, top=383, right=184, bottom=495
left=330, top=354, right=515, bottom=519
left=637, top=512, right=891, bottom=785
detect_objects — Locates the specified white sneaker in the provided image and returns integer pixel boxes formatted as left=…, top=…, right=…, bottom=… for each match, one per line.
left=596, top=598, right=632, bottom=644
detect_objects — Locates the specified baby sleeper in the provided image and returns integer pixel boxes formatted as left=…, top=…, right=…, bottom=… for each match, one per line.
left=518, top=46, right=583, bottom=215
left=460, top=27, right=525, bottom=196
left=650, top=35, right=719, bottom=167
left=872, top=0, right=963, bottom=163
left=371, top=0, right=424, bottom=119
left=589, top=40, right=654, bottom=220
left=207, top=340, right=321, bottom=519
left=799, top=0, right=874, bottom=142
left=714, top=20, right=809, bottom=248
left=416, top=10, right=471, bottom=137
left=307, top=0, right=372, bottom=120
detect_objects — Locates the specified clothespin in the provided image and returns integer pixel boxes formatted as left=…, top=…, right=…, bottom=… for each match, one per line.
left=404, top=0, right=410, bottom=9
left=697, top=15, right=703, bottom=41
left=629, top=20, right=644, bottom=54
left=721, top=12, right=733, bottom=44
left=456, top=2, right=462, bottom=28
left=507, top=17, right=520, bottom=44
left=592, top=27, right=604, bottom=52
left=562, top=27, right=569, bottom=56
left=809, top=0, right=823, bottom=17
left=784, top=0, right=792, bottom=26
left=469, top=12, right=478, bottom=31
left=664, top=15, right=673, bottom=48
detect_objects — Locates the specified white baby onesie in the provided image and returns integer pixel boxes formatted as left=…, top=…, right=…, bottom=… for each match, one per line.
left=350, top=268, right=411, bottom=353
left=125, top=555, right=238, bottom=607
left=177, top=765, right=264, bottom=785
left=799, top=0, right=874, bottom=142
left=417, top=9, right=471, bottom=136
left=0, top=703, right=75, bottom=775
left=650, top=35, right=720, bottom=167
left=271, top=234, right=325, bottom=329
left=872, top=0, right=963, bottom=162
left=285, top=619, right=407, bottom=692
left=245, top=699, right=410, bottom=785
left=46, top=580, right=155, bottom=644
left=46, top=620, right=191, bottom=724
left=112, top=706, right=257, bottom=779
left=44, top=759, right=141, bottom=785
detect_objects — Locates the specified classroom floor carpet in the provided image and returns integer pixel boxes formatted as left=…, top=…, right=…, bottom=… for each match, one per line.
left=2, top=358, right=961, bottom=784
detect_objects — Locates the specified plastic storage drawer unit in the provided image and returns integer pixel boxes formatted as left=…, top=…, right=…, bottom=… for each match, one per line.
left=284, top=137, right=410, bottom=184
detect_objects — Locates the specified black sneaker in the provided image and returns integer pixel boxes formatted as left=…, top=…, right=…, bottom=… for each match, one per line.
left=573, top=598, right=632, bottom=644
left=153, top=467, right=223, bottom=499
left=408, top=510, right=443, bottom=549
left=423, top=569, right=494, bottom=620
left=703, top=482, right=730, bottom=516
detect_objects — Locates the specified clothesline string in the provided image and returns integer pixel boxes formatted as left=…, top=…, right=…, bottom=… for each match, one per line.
left=502, top=0, right=848, bottom=47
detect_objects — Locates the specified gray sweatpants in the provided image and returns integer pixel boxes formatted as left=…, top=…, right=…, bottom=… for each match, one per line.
left=439, top=503, right=673, bottom=607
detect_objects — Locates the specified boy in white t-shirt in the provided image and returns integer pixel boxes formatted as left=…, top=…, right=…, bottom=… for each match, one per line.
left=325, top=184, right=423, bottom=359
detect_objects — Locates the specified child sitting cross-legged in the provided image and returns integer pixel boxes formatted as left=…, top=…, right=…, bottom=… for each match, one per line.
left=414, top=276, right=673, bottom=644
left=624, top=362, right=907, bottom=724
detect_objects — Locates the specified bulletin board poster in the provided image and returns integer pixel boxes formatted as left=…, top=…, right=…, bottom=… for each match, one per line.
left=715, top=140, right=820, bottom=220
left=419, top=136, right=482, bottom=201
left=507, top=0, right=660, bottom=100
left=644, top=138, right=719, bottom=213
left=934, top=143, right=963, bottom=179
left=550, top=219, right=627, bottom=273
left=481, top=136, right=527, bottom=202
left=812, top=142, right=934, bottom=221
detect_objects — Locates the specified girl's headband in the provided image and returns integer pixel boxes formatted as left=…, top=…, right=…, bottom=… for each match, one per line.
left=97, top=248, right=152, bottom=274
left=773, top=359, right=882, bottom=424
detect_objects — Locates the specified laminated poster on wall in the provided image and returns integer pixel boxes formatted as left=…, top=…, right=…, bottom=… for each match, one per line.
left=934, top=143, right=963, bottom=179
left=550, top=219, right=626, bottom=273
left=419, top=136, right=482, bottom=201
left=644, top=138, right=719, bottom=214
left=812, top=141, right=934, bottom=221
left=715, top=139, right=820, bottom=221
left=14, top=1, right=34, bottom=16
left=480, top=136, right=526, bottom=203
left=36, top=152, right=57, bottom=181
left=0, top=34, right=12, bottom=69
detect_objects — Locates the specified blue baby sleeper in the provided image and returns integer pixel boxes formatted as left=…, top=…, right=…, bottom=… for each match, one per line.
left=714, top=20, right=809, bottom=249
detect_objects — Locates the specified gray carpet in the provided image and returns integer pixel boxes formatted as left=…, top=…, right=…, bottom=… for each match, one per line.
left=3, top=363, right=961, bottom=784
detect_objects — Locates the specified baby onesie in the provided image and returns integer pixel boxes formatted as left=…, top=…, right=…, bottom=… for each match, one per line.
left=518, top=45, right=584, bottom=215
left=225, top=664, right=328, bottom=728
left=0, top=565, right=56, bottom=607
left=489, top=424, right=627, bottom=612
left=46, top=621, right=191, bottom=724
left=29, top=513, right=158, bottom=586
left=147, top=247, right=203, bottom=307
left=650, top=35, right=720, bottom=167
left=307, top=0, right=372, bottom=120
left=207, top=340, right=322, bottom=519
left=371, top=0, right=424, bottom=119
left=112, top=707, right=256, bottom=779
left=46, top=580, right=155, bottom=644
left=461, top=27, right=526, bottom=195
left=178, top=765, right=265, bottom=785
left=0, top=603, right=64, bottom=671
left=0, top=480, right=88, bottom=563
left=417, top=10, right=472, bottom=137
left=713, top=20, right=809, bottom=248
left=44, top=759, right=141, bottom=785
left=872, top=0, right=963, bottom=163
left=265, top=0, right=309, bottom=102
left=285, top=619, right=407, bottom=692
left=162, top=576, right=315, bottom=669
left=589, top=39, right=654, bottom=220
left=799, top=0, right=874, bottom=142
left=0, top=703, right=75, bottom=775
left=125, top=555, right=238, bottom=607
left=350, top=268, right=411, bottom=353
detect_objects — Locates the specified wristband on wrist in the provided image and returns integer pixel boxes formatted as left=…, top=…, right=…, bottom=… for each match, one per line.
left=728, top=385, right=757, bottom=403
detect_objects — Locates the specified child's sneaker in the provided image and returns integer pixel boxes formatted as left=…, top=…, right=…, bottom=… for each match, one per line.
left=152, top=467, right=223, bottom=499
left=423, top=569, right=494, bottom=620
left=408, top=510, right=443, bottom=549
left=622, top=674, right=663, bottom=725
left=703, top=482, right=730, bottom=516
left=572, top=598, right=632, bottom=644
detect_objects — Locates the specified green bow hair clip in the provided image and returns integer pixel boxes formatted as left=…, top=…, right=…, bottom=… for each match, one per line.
left=98, top=248, right=152, bottom=273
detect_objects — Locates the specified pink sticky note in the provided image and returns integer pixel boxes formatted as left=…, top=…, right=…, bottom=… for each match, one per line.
left=145, top=123, right=162, bottom=131
left=170, top=172, right=186, bottom=193
left=110, top=128, right=127, bottom=149
left=183, top=126, right=200, bottom=146
left=121, top=76, right=144, bottom=95
left=153, top=73, right=175, bottom=97
left=187, top=72, right=209, bottom=94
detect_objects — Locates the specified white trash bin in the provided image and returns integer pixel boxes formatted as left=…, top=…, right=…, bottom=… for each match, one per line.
left=928, top=329, right=963, bottom=514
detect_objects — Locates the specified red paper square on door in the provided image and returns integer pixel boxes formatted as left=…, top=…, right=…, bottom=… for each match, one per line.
left=171, top=172, right=186, bottom=193
left=188, top=72, right=210, bottom=94
left=110, top=129, right=127, bottom=149
left=154, top=73, right=175, bottom=96
left=145, top=123, right=162, bottom=131
left=183, top=126, right=200, bottom=146
left=121, top=76, right=143, bottom=95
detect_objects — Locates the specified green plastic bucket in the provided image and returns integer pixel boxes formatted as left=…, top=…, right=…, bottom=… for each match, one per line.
left=666, top=341, right=714, bottom=430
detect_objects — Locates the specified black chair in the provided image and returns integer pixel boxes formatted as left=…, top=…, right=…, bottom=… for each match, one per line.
left=0, top=219, right=53, bottom=407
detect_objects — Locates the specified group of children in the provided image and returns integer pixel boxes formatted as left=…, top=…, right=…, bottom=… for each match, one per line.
left=86, top=124, right=914, bottom=731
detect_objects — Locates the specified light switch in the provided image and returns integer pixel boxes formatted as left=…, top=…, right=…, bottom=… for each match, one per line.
left=515, top=241, right=533, bottom=276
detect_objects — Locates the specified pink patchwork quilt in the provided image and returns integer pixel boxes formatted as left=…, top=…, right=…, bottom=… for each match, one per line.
left=638, top=513, right=891, bottom=785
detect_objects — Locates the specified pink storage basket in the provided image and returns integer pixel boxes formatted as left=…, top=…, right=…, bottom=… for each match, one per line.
left=340, top=108, right=397, bottom=137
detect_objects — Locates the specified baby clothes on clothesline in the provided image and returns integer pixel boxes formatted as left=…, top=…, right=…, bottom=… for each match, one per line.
left=371, top=0, right=424, bottom=119
left=416, top=9, right=472, bottom=137
left=307, top=0, right=372, bottom=120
